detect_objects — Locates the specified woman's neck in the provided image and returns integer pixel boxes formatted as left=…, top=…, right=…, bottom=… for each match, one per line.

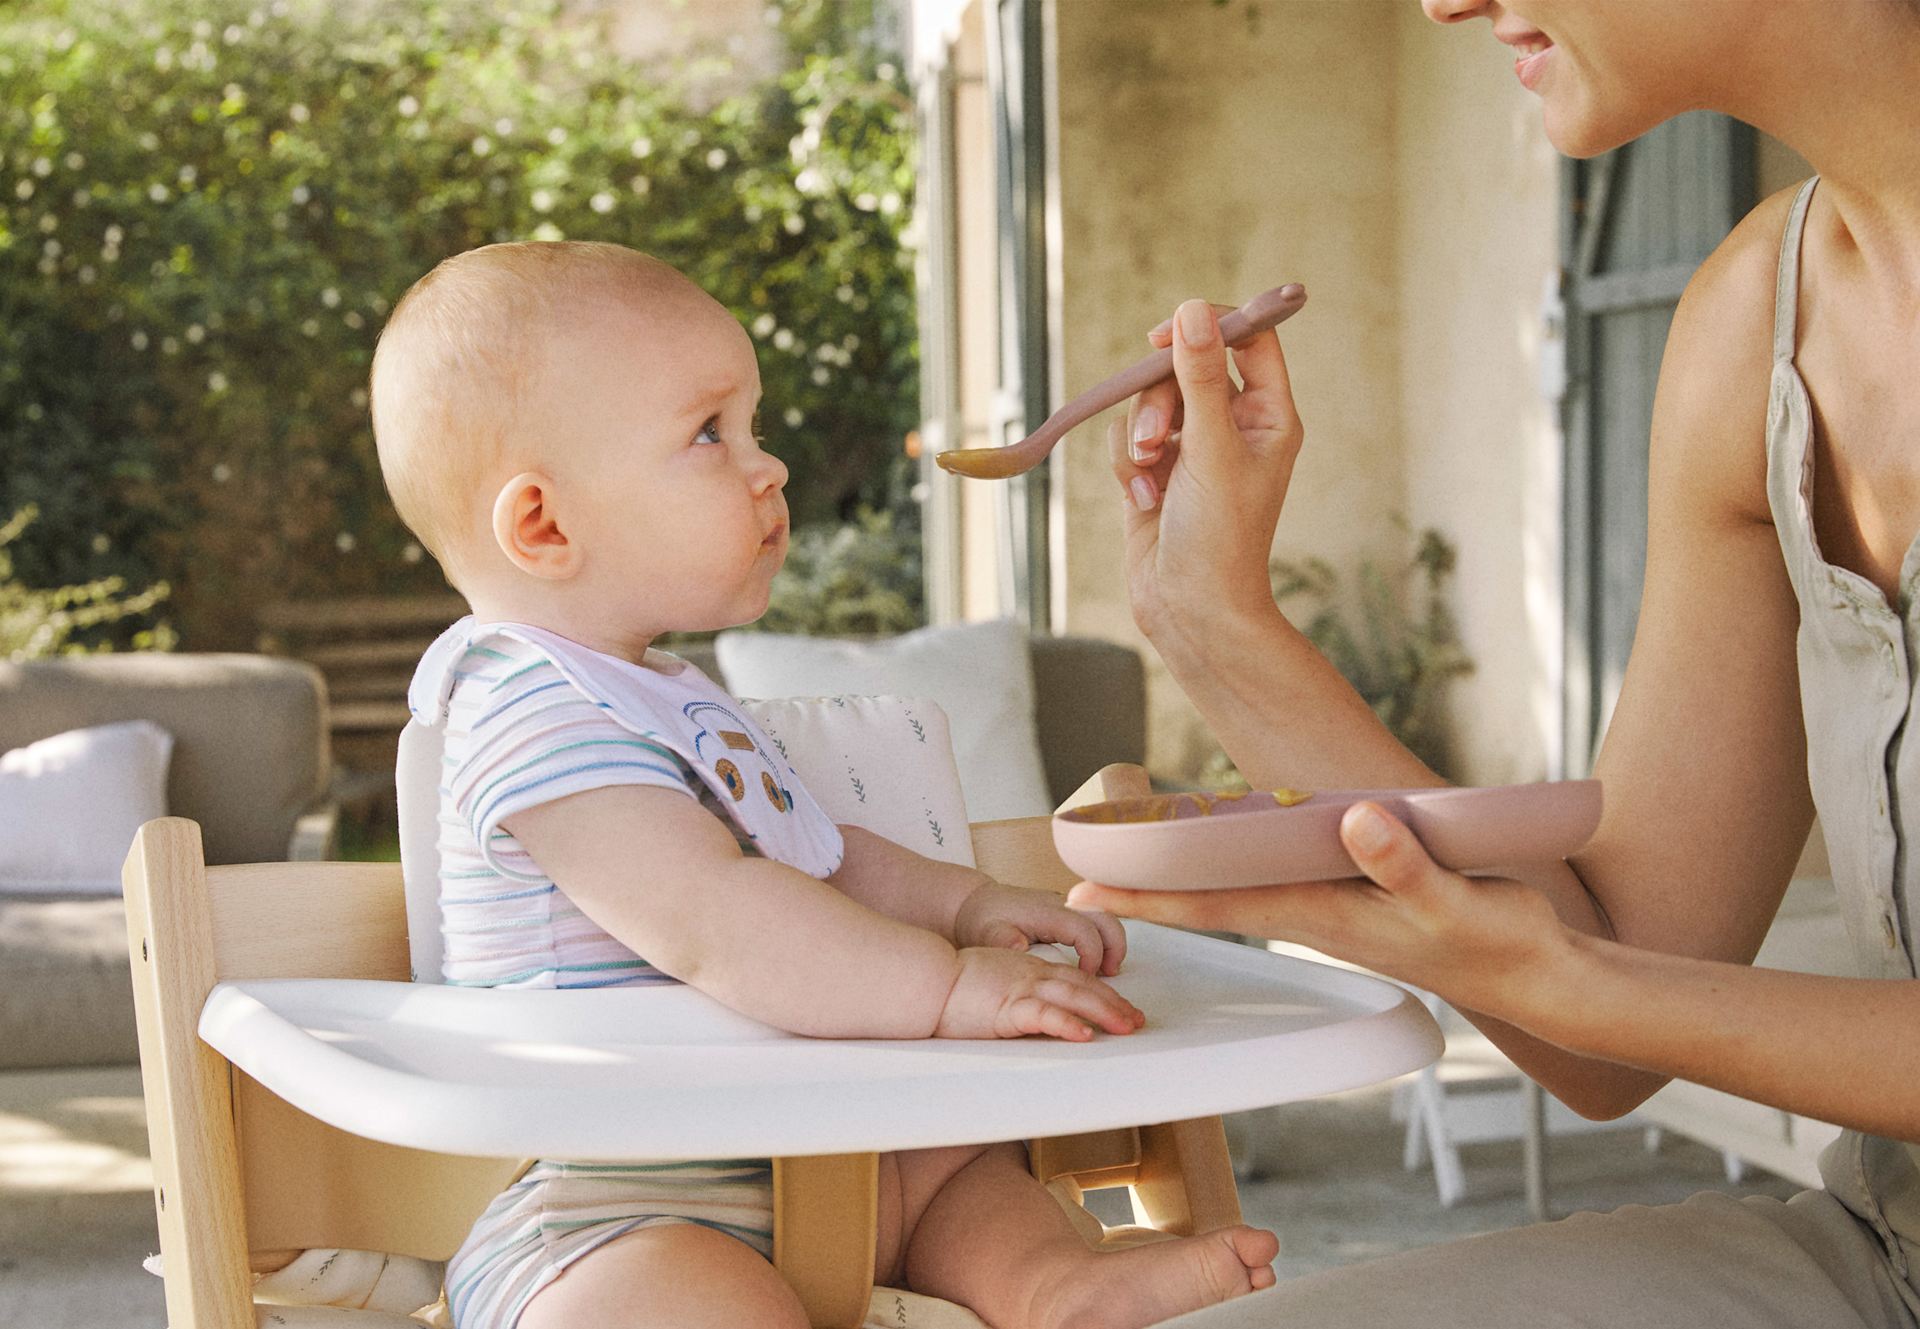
left=1728, top=10, right=1920, bottom=294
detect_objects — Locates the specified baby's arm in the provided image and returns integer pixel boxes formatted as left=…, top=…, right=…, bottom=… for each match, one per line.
left=830, top=825, right=1127, bottom=976
left=505, top=787, right=1140, bottom=1040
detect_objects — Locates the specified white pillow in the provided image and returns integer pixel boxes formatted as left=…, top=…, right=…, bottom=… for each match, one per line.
left=717, top=620, right=1052, bottom=822
left=0, top=719, right=173, bottom=895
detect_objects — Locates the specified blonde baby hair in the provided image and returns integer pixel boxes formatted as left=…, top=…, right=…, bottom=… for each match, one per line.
left=368, top=240, right=692, bottom=582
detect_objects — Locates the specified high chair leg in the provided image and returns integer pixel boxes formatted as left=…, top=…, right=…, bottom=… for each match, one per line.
left=774, top=1152, right=880, bottom=1329
left=123, top=818, right=256, bottom=1329
left=1129, top=1117, right=1243, bottom=1236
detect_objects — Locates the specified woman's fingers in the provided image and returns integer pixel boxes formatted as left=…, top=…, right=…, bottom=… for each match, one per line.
left=1127, top=377, right=1182, bottom=466
left=1168, top=299, right=1246, bottom=491
left=1339, top=802, right=1441, bottom=901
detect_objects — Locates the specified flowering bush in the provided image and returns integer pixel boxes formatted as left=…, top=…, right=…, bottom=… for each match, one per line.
left=0, top=505, right=175, bottom=659
left=0, top=0, right=918, bottom=648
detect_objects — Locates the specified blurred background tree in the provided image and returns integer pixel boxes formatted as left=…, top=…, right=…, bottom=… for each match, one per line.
left=0, top=0, right=920, bottom=649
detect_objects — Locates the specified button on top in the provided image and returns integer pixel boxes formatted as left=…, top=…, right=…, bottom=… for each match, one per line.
left=1883, top=912, right=1900, bottom=949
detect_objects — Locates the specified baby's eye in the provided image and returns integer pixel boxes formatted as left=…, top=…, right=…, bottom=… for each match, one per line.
left=694, top=416, right=724, bottom=447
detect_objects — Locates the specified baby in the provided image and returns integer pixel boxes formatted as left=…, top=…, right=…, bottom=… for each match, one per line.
left=369, top=240, right=1277, bottom=1329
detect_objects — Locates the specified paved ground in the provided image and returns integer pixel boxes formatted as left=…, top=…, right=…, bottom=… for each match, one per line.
left=0, top=1063, right=1798, bottom=1327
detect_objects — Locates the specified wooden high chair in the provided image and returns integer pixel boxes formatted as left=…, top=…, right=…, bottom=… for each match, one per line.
left=124, top=763, right=1266, bottom=1329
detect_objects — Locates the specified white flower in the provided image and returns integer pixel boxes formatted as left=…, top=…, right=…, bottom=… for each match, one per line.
left=161, top=336, right=180, bottom=355
left=104, top=225, right=123, bottom=245
left=212, top=462, right=232, bottom=483
left=531, top=222, right=564, bottom=242
left=590, top=191, right=615, bottom=214
left=629, top=136, right=652, bottom=158
left=546, top=126, right=567, bottom=146
left=772, top=328, right=794, bottom=351
left=783, top=407, right=804, bottom=428
left=72, top=189, right=90, bottom=208
left=178, top=164, right=197, bottom=186
left=530, top=189, right=555, bottom=213
left=14, top=180, right=32, bottom=201
left=335, top=532, right=356, bottom=553
left=854, top=192, right=878, bottom=212
left=350, top=388, right=369, bottom=409
left=835, top=284, right=854, bottom=303
left=137, top=132, right=159, bottom=151
left=629, top=175, right=650, bottom=196
left=811, top=366, right=829, bottom=386
left=63, top=152, right=84, bottom=171
left=343, top=311, right=364, bottom=329
left=494, top=117, right=515, bottom=135
left=402, top=543, right=423, bottom=564
left=38, top=214, right=57, bottom=233
left=185, top=323, right=205, bottom=343
left=207, top=371, right=228, bottom=392
left=397, top=95, right=420, bottom=118
left=794, top=168, right=822, bottom=195
left=288, top=103, right=309, bottom=124
left=320, top=287, right=340, bottom=308
left=223, top=25, right=243, bottom=44
left=470, top=135, right=492, bottom=157
left=782, top=213, right=804, bottom=235
left=290, top=184, right=310, bottom=205
left=91, top=533, right=111, bottom=555
left=148, top=183, right=170, bottom=203
left=300, top=318, right=319, bottom=337
left=130, top=330, right=149, bottom=350
left=880, top=192, right=901, bottom=216
left=706, top=148, right=728, bottom=170
left=751, top=313, right=777, bottom=338
left=77, top=265, right=95, bottom=284
left=842, top=334, right=860, bottom=351
left=23, top=403, right=44, bottom=421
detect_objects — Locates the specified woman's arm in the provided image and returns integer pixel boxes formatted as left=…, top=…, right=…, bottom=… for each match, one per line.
left=1096, top=190, right=1834, bottom=1119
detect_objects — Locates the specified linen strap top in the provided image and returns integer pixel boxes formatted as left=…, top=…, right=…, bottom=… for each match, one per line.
left=1766, top=177, right=1920, bottom=1275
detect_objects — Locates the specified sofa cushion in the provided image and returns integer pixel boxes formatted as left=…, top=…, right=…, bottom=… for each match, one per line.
left=0, top=720, right=173, bottom=895
left=0, top=653, right=328, bottom=865
left=0, top=893, right=137, bottom=1070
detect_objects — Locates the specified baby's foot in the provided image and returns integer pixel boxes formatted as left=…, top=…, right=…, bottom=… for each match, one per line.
left=1031, top=1225, right=1279, bottom=1329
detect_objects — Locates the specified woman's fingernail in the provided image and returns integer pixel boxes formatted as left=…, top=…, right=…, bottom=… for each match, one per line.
left=1130, top=476, right=1158, bottom=511
left=1178, top=300, right=1216, bottom=347
left=1347, top=805, right=1391, bottom=854
left=1131, top=406, right=1163, bottom=447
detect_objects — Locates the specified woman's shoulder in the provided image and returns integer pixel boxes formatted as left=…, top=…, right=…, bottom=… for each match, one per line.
left=1675, top=181, right=1810, bottom=348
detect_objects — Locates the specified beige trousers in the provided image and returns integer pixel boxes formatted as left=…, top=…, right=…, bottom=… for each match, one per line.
left=1157, top=1191, right=1920, bottom=1328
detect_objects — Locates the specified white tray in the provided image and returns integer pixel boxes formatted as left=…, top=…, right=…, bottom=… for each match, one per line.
left=199, top=923, right=1441, bottom=1161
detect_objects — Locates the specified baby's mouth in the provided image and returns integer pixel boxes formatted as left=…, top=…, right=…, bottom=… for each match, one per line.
left=760, top=521, right=788, bottom=550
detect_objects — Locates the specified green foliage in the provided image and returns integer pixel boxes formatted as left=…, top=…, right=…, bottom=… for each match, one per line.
left=755, top=504, right=923, bottom=637
left=0, top=0, right=918, bottom=648
left=0, top=506, right=175, bottom=659
left=1204, top=522, right=1474, bottom=785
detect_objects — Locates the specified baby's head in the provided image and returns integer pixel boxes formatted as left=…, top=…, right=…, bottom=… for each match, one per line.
left=370, top=241, right=789, bottom=652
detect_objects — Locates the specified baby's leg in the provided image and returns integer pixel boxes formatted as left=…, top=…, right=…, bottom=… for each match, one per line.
left=516, top=1222, right=808, bottom=1329
left=889, top=1143, right=1278, bottom=1329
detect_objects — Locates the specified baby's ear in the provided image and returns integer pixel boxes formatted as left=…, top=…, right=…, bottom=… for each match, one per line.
left=491, top=470, right=580, bottom=580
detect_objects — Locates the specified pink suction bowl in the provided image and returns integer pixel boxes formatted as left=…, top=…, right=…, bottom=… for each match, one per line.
left=1052, top=781, right=1603, bottom=891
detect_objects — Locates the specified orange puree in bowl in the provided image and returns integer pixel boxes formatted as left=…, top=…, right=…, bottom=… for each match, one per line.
left=1063, top=787, right=1314, bottom=824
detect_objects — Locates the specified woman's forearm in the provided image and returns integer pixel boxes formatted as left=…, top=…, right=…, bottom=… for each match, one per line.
left=1521, top=934, right=1920, bottom=1142
left=1151, top=601, right=1441, bottom=792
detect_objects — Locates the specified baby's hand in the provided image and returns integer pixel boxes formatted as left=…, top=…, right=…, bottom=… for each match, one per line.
left=934, top=947, right=1144, bottom=1042
left=953, top=880, right=1128, bottom=976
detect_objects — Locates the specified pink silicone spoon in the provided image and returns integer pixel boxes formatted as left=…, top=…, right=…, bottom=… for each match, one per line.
left=935, top=283, right=1308, bottom=480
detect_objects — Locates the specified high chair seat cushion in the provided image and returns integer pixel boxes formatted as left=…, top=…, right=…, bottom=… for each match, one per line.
left=398, top=694, right=975, bottom=983
left=716, top=619, right=1053, bottom=822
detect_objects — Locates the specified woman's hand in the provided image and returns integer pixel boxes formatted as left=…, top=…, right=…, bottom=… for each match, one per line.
left=1068, top=801, right=1572, bottom=1023
left=1112, top=298, right=1306, bottom=641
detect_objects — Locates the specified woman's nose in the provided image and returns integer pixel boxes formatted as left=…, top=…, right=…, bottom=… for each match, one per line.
left=1422, top=0, right=1492, bottom=23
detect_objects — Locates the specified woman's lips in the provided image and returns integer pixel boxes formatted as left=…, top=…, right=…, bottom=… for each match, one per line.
left=1514, top=42, right=1553, bottom=92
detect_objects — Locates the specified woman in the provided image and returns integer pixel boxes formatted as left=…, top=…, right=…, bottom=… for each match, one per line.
left=1069, top=1, right=1920, bottom=1325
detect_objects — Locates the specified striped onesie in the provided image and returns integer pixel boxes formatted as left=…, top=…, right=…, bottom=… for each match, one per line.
left=405, top=617, right=845, bottom=1329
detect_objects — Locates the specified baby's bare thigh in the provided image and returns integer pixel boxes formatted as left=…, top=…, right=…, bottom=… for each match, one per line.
left=516, top=1223, right=807, bottom=1329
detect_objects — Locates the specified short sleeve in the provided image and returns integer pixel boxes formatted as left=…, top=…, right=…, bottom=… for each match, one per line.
left=441, top=635, right=698, bottom=880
